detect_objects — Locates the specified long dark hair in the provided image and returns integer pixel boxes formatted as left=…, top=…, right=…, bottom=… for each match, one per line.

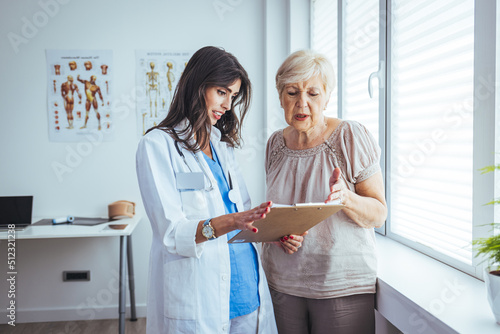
left=146, top=46, right=252, bottom=152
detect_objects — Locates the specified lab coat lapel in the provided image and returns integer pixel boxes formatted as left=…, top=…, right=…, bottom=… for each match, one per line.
left=210, top=129, right=231, bottom=194
left=213, top=144, right=231, bottom=186
left=173, top=119, right=197, bottom=147
left=210, top=129, right=246, bottom=213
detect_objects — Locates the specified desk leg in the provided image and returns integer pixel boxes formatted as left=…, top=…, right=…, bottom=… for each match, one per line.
left=119, top=236, right=127, bottom=334
left=127, top=235, right=137, bottom=321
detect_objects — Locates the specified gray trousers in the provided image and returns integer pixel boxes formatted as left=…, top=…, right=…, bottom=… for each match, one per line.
left=270, top=288, right=375, bottom=334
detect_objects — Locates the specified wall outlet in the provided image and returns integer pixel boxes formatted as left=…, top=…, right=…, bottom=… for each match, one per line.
left=63, top=270, right=90, bottom=282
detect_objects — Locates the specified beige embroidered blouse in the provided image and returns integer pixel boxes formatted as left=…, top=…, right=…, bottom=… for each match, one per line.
left=262, top=120, right=381, bottom=299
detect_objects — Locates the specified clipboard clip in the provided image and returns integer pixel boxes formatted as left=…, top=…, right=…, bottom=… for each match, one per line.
left=291, top=203, right=325, bottom=210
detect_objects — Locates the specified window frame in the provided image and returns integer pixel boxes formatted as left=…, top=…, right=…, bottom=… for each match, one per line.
left=310, top=0, right=497, bottom=279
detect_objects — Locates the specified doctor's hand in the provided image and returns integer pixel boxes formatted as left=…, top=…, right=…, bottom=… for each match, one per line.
left=196, top=201, right=273, bottom=243
left=233, top=201, right=273, bottom=233
left=325, top=167, right=349, bottom=206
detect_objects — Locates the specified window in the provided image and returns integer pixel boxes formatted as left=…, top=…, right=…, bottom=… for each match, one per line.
left=341, top=0, right=380, bottom=141
left=312, top=0, right=497, bottom=278
left=390, top=0, right=474, bottom=267
left=312, top=0, right=338, bottom=117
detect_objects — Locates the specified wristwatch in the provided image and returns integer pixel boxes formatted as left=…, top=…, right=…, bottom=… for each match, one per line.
left=201, top=218, right=216, bottom=240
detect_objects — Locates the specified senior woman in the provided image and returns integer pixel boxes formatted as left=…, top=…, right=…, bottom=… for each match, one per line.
left=262, top=49, right=387, bottom=334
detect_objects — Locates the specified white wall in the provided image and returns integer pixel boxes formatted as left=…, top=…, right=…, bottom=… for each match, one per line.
left=0, top=0, right=298, bottom=323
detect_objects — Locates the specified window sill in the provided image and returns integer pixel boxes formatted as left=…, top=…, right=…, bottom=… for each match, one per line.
left=375, top=234, right=499, bottom=334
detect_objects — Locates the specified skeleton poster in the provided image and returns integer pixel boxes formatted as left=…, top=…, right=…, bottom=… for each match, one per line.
left=46, top=50, right=113, bottom=142
left=135, top=50, right=192, bottom=135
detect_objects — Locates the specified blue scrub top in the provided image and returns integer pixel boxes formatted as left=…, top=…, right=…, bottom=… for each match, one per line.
left=203, top=142, right=260, bottom=319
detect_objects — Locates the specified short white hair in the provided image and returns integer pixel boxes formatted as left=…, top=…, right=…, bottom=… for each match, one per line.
left=275, top=49, right=336, bottom=97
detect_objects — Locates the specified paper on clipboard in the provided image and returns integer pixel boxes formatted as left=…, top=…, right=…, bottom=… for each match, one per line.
left=227, top=201, right=344, bottom=243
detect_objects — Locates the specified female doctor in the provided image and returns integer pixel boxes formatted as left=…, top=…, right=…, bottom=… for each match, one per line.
left=136, top=47, right=291, bottom=333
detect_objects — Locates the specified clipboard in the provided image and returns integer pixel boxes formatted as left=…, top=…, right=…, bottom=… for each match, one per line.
left=227, top=202, right=344, bottom=243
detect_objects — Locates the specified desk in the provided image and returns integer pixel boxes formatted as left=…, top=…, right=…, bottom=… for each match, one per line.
left=0, top=215, right=140, bottom=334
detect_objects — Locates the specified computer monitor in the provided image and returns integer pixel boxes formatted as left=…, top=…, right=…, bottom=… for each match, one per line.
left=0, top=196, right=33, bottom=229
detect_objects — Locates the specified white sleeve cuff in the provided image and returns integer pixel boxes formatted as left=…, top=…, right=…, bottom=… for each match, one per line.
left=168, top=218, right=204, bottom=258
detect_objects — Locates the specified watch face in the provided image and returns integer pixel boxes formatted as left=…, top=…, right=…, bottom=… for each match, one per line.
left=202, top=225, right=214, bottom=239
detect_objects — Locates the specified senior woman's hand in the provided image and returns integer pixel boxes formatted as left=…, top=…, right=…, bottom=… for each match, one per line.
left=270, top=231, right=308, bottom=254
left=324, top=167, right=388, bottom=228
left=325, top=167, right=350, bottom=206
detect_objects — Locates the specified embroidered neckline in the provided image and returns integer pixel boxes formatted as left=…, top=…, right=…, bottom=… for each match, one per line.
left=277, top=121, right=345, bottom=157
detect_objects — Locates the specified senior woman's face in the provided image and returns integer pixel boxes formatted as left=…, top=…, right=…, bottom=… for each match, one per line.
left=280, top=75, right=329, bottom=132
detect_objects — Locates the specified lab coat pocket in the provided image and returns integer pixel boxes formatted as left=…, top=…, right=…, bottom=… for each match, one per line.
left=179, top=190, right=208, bottom=218
left=163, top=256, right=197, bottom=320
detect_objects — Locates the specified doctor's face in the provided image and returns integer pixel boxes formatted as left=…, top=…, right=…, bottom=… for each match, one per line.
left=205, top=79, right=241, bottom=126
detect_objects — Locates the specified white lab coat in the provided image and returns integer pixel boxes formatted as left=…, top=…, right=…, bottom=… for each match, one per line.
left=136, top=120, right=277, bottom=334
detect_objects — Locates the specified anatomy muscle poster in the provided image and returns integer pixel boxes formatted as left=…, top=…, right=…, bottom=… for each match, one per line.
left=47, top=50, right=114, bottom=142
left=135, top=50, right=192, bottom=135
